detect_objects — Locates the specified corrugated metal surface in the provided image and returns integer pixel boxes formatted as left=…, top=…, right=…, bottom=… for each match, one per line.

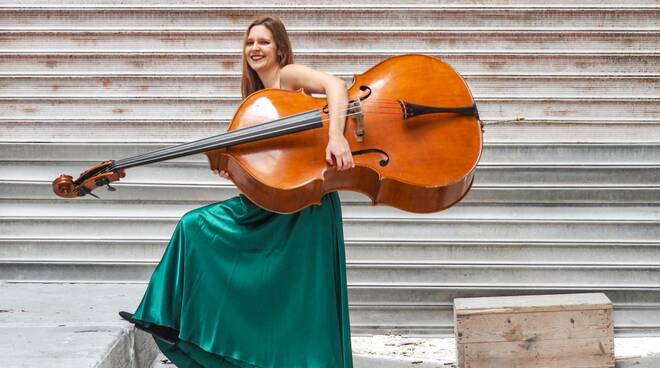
left=0, top=2, right=658, bottom=336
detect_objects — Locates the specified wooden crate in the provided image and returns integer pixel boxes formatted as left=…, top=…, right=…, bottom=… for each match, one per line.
left=454, top=293, right=614, bottom=368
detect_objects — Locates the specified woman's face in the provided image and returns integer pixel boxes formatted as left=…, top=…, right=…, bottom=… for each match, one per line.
left=245, top=25, right=279, bottom=73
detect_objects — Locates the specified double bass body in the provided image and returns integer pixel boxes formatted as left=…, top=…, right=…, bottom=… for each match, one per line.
left=208, top=54, right=483, bottom=213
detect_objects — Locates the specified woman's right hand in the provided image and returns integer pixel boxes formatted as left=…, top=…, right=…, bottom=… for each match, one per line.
left=212, top=169, right=231, bottom=180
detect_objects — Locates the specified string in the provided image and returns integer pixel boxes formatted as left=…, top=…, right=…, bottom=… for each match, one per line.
left=110, top=108, right=367, bottom=170
left=480, top=118, right=526, bottom=125
left=107, top=98, right=477, bottom=172
left=110, top=98, right=373, bottom=169
left=108, top=102, right=477, bottom=171
left=112, top=110, right=325, bottom=170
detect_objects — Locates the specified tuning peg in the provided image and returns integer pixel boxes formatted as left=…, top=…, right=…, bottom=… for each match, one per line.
left=95, top=178, right=117, bottom=192
left=78, top=187, right=100, bottom=199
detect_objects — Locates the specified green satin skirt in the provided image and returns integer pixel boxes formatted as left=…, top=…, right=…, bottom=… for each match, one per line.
left=132, top=192, right=353, bottom=367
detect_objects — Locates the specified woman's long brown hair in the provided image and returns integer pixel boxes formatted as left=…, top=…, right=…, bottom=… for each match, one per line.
left=241, top=16, right=294, bottom=99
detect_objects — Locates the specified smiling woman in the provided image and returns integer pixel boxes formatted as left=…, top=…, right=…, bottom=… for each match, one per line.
left=120, top=15, right=355, bottom=368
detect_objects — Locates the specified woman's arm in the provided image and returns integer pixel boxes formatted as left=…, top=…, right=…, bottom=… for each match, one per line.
left=280, top=64, right=354, bottom=171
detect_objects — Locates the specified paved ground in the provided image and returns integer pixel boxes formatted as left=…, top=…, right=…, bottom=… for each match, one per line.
left=1, top=282, right=659, bottom=368
left=0, top=282, right=155, bottom=368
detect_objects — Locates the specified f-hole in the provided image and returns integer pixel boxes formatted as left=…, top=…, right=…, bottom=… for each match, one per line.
left=351, top=148, right=389, bottom=167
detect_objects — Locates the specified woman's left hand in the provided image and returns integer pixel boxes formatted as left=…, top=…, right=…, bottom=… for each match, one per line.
left=325, top=134, right=354, bottom=171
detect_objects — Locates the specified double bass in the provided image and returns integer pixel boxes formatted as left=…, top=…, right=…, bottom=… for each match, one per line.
left=52, top=54, right=483, bottom=213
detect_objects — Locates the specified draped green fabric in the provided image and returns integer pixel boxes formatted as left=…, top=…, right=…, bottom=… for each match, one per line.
left=132, top=192, right=353, bottom=367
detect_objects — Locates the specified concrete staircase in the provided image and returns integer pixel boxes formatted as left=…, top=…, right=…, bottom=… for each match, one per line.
left=0, top=1, right=659, bottom=366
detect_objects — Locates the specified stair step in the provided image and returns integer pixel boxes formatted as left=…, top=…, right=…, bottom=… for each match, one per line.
left=0, top=282, right=158, bottom=368
left=3, top=161, right=658, bottom=186
left=2, top=142, right=660, bottom=164
left=348, top=303, right=660, bottom=334
left=1, top=7, right=658, bottom=30
left=348, top=286, right=660, bottom=305
left=4, top=0, right=660, bottom=5
left=2, top=52, right=657, bottom=76
left=1, top=217, right=657, bottom=243
left=1, top=30, right=658, bottom=52
left=1, top=119, right=659, bottom=143
left=1, top=97, right=658, bottom=120
left=2, top=260, right=659, bottom=286
left=4, top=181, right=659, bottom=204
left=2, top=200, right=659, bottom=220
left=1, top=239, right=658, bottom=264
left=1, top=75, right=657, bottom=98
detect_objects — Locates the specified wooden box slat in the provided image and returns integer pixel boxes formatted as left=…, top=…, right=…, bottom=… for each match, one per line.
left=455, top=293, right=612, bottom=314
left=457, top=309, right=611, bottom=343
left=460, top=338, right=614, bottom=368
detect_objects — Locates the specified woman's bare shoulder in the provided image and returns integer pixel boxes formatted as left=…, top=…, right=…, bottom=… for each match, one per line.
left=280, top=63, right=313, bottom=76
left=280, top=63, right=341, bottom=94
left=280, top=64, right=312, bottom=89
